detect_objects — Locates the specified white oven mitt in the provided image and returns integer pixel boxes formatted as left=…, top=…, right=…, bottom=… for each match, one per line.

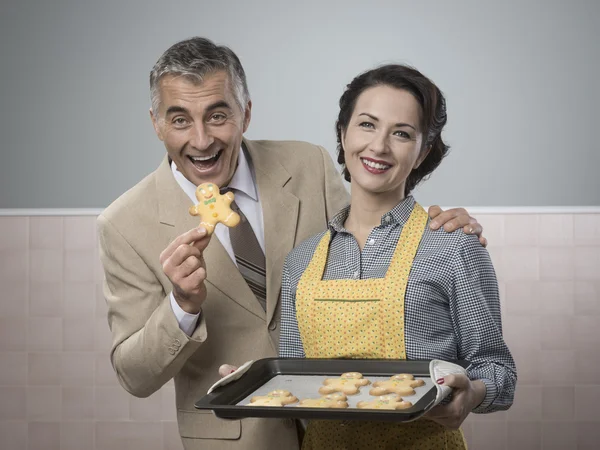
left=207, top=360, right=255, bottom=395
left=428, top=359, right=469, bottom=409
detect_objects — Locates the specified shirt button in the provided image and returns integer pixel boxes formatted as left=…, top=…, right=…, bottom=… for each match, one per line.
left=385, top=215, right=391, bottom=223
left=352, top=271, right=359, bottom=279
left=368, top=239, right=375, bottom=245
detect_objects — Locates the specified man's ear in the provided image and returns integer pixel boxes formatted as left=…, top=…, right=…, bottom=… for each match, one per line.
left=242, top=100, right=252, bottom=133
left=149, top=108, right=164, bottom=141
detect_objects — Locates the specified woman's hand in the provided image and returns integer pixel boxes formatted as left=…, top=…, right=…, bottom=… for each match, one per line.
left=425, top=374, right=486, bottom=429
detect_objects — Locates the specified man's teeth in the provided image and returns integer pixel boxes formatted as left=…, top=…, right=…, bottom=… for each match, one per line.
left=362, top=159, right=391, bottom=170
left=191, top=153, right=219, bottom=162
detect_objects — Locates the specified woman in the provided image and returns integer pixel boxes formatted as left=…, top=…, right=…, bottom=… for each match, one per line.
left=279, top=64, right=516, bottom=449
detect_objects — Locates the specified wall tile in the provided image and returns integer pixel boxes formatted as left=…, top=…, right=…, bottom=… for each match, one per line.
left=94, top=317, right=112, bottom=352
left=95, top=421, right=163, bottom=450
left=64, top=249, right=95, bottom=283
left=130, top=390, right=162, bottom=421
left=163, top=421, right=184, bottom=450
left=0, top=420, right=27, bottom=450
left=541, top=421, right=577, bottom=450
left=575, top=385, right=600, bottom=421
left=502, top=247, right=539, bottom=281
left=572, top=316, right=600, bottom=350
left=0, top=217, right=28, bottom=250
left=574, top=214, right=600, bottom=246
left=507, top=385, right=541, bottom=422
left=28, top=317, right=62, bottom=351
left=469, top=419, right=507, bottom=450
left=577, top=422, right=600, bottom=450
left=0, top=386, right=26, bottom=419
left=0, top=281, right=28, bottom=317
left=537, top=281, right=574, bottom=315
left=26, top=386, right=61, bottom=421
left=60, top=421, right=94, bottom=450
left=62, top=387, right=94, bottom=420
left=504, top=214, right=539, bottom=246
left=64, top=217, right=96, bottom=250
left=540, top=316, right=572, bottom=351
left=29, top=249, right=62, bottom=284
left=575, top=281, right=600, bottom=315
left=0, top=352, right=27, bottom=385
left=94, top=387, right=129, bottom=420
left=62, top=282, right=95, bottom=317
left=94, top=352, right=119, bottom=386
left=539, top=246, right=575, bottom=280
left=28, top=353, right=61, bottom=386
left=504, top=281, right=539, bottom=314
left=161, top=386, right=177, bottom=421
left=0, top=318, right=27, bottom=351
left=539, top=214, right=574, bottom=246
left=62, top=317, right=94, bottom=351
left=28, top=421, right=60, bottom=450
left=29, top=282, right=62, bottom=318
left=29, top=217, right=63, bottom=250
left=575, top=246, right=600, bottom=281
left=61, top=352, right=94, bottom=386
left=542, top=386, right=574, bottom=420
left=540, top=350, right=575, bottom=386
left=507, top=421, right=541, bottom=450
left=503, top=315, right=540, bottom=350
left=575, top=350, right=600, bottom=384
left=0, top=250, right=29, bottom=283
left=477, top=214, right=505, bottom=246
left=96, top=282, right=108, bottom=318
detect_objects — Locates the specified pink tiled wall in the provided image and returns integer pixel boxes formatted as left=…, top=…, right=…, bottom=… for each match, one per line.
left=0, top=213, right=599, bottom=449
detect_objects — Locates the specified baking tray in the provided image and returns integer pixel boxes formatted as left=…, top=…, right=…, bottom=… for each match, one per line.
left=195, top=358, right=470, bottom=422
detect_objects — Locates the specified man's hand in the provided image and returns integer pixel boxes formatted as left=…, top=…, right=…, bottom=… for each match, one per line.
left=428, top=206, right=487, bottom=247
left=425, top=374, right=486, bottom=429
left=160, top=227, right=211, bottom=314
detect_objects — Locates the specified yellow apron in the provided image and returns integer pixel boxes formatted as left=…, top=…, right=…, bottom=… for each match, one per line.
left=296, top=203, right=467, bottom=450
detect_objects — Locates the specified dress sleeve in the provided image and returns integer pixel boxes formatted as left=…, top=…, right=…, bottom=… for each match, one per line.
left=450, top=233, right=517, bottom=413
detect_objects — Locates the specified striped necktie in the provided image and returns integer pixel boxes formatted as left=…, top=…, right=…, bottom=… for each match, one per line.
left=227, top=196, right=267, bottom=311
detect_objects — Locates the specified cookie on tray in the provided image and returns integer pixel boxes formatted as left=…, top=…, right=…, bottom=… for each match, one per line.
left=369, top=373, right=425, bottom=396
left=249, top=390, right=298, bottom=406
left=319, top=372, right=370, bottom=395
left=297, top=393, right=349, bottom=408
left=357, top=394, right=413, bottom=410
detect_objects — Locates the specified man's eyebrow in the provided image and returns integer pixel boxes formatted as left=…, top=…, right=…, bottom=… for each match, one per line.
left=165, top=106, right=189, bottom=116
left=358, top=112, right=416, bottom=130
left=206, top=100, right=233, bottom=111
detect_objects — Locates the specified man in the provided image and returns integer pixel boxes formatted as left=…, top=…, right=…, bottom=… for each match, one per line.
left=97, top=37, right=485, bottom=449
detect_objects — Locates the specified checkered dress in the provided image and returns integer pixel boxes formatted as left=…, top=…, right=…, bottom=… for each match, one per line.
left=279, top=196, right=516, bottom=414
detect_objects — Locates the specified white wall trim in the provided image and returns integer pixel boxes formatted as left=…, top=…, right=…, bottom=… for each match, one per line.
left=1, top=206, right=600, bottom=216
left=0, top=209, right=105, bottom=216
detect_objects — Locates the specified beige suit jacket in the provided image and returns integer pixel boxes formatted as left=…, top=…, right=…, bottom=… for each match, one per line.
left=97, top=139, right=349, bottom=449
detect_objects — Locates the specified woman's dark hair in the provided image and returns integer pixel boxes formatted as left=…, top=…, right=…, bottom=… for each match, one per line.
left=336, top=64, right=449, bottom=196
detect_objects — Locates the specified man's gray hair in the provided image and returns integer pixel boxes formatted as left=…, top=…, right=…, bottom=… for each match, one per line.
left=150, top=37, right=250, bottom=117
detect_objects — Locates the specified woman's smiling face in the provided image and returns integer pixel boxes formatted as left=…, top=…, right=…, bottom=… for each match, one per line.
left=342, top=84, right=429, bottom=199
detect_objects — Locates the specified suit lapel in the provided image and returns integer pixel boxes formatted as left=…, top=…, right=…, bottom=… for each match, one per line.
left=154, top=156, right=263, bottom=318
left=245, top=139, right=300, bottom=325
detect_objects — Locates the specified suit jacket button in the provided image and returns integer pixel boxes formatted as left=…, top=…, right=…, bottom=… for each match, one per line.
left=268, top=321, right=277, bottom=331
left=168, top=347, right=176, bottom=355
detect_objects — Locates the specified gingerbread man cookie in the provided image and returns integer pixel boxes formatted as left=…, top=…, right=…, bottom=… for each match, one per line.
left=357, top=394, right=413, bottom=410
left=369, top=373, right=425, bottom=396
left=318, top=372, right=370, bottom=395
left=297, top=393, right=349, bottom=409
left=188, top=183, right=240, bottom=235
left=249, top=390, right=298, bottom=407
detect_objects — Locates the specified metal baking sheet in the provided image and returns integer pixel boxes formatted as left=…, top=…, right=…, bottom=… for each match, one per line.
left=195, top=358, right=470, bottom=422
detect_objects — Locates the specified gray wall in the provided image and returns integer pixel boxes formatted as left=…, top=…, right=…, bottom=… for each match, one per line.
left=1, top=0, right=598, bottom=208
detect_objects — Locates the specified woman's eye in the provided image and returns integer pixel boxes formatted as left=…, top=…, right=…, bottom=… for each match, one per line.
left=394, top=130, right=410, bottom=139
left=359, top=122, right=374, bottom=129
